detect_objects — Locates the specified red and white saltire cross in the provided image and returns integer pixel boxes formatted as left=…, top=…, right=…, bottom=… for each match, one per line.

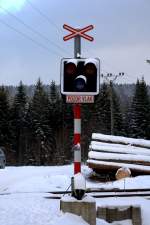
left=63, top=24, right=94, bottom=41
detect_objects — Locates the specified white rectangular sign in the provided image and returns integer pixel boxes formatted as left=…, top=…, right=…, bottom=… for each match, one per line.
left=66, top=95, right=94, bottom=103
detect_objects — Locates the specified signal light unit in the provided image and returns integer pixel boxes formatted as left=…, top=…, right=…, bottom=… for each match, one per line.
left=60, top=58, right=100, bottom=96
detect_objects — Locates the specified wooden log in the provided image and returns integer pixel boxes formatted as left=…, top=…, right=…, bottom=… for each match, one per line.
left=89, top=158, right=150, bottom=166
left=88, top=151, right=150, bottom=166
left=92, top=133, right=150, bottom=149
left=90, top=141, right=150, bottom=156
left=87, top=160, right=150, bottom=175
left=115, top=167, right=131, bottom=180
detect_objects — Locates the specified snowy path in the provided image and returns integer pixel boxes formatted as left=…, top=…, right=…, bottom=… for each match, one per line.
left=0, top=166, right=150, bottom=225
left=0, top=193, right=60, bottom=225
left=0, top=166, right=73, bottom=194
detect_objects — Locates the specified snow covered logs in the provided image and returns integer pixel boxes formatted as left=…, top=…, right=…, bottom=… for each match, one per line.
left=87, top=133, right=150, bottom=176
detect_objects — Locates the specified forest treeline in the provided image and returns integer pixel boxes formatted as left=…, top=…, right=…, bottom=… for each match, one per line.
left=0, top=78, right=150, bottom=166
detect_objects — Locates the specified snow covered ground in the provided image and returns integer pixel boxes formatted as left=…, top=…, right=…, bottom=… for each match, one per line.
left=0, top=165, right=150, bottom=225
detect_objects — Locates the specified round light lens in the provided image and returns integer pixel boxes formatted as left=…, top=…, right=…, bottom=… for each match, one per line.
left=74, top=75, right=87, bottom=91
left=85, top=63, right=96, bottom=76
left=65, top=63, right=76, bottom=75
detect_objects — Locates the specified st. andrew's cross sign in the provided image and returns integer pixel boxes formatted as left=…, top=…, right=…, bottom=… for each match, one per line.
left=63, top=24, right=94, bottom=41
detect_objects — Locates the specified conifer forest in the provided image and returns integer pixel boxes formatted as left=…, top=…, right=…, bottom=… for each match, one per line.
left=0, top=78, right=150, bottom=166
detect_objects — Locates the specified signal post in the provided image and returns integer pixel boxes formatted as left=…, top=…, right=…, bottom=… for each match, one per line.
left=61, top=24, right=100, bottom=175
left=73, top=32, right=81, bottom=174
left=74, top=33, right=81, bottom=175
left=60, top=24, right=98, bottom=225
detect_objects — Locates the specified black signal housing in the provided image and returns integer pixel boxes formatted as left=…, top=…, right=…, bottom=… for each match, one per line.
left=61, top=58, right=100, bottom=96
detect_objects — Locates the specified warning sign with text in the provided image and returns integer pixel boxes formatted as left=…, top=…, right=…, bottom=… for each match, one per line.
left=66, top=95, right=94, bottom=103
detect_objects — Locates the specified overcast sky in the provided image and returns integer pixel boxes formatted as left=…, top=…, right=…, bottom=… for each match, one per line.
left=0, top=0, right=150, bottom=85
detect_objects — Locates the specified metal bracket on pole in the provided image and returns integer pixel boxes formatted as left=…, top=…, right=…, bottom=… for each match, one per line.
left=71, top=176, right=75, bottom=196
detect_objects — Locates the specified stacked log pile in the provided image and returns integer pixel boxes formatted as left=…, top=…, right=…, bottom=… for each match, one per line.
left=87, top=133, right=150, bottom=175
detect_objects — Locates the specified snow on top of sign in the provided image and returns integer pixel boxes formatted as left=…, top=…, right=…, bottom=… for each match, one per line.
left=85, top=58, right=98, bottom=66
left=66, top=58, right=77, bottom=65
left=92, top=133, right=150, bottom=148
left=76, top=75, right=87, bottom=82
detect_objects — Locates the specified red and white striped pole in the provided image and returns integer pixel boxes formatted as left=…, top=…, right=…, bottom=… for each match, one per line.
left=73, top=35, right=81, bottom=174
left=73, top=104, right=81, bottom=174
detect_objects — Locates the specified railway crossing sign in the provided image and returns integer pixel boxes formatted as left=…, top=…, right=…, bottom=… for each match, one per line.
left=63, top=24, right=94, bottom=41
left=62, top=23, right=98, bottom=176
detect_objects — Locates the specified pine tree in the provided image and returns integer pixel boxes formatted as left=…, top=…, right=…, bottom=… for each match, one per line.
left=62, top=102, right=73, bottom=162
left=0, top=86, right=10, bottom=146
left=49, top=80, right=58, bottom=103
left=30, top=78, right=54, bottom=165
left=95, top=83, right=111, bottom=134
left=95, top=82, right=124, bottom=135
left=49, top=80, right=62, bottom=128
left=111, top=83, right=124, bottom=136
left=81, top=103, right=96, bottom=161
left=129, top=78, right=150, bottom=139
left=49, top=81, right=66, bottom=164
left=10, top=81, right=28, bottom=165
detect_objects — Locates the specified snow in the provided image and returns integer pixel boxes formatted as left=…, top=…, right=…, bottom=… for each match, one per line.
left=0, top=165, right=150, bottom=225
left=92, top=133, right=150, bottom=148
left=0, top=165, right=72, bottom=193
left=74, top=173, right=86, bottom=190
left=0, top=193, right=58, bottom=225
left=49, top=213, right=89, bottom=225
left=97, top=219, right=132, bottom=225
left=66, top=59, right=77, bottom=65
left=85, top=58, right=98, bottom=66
left=89, top=133, right=150, bottom=177
left=91, top=141, right=150, bottom=156
left=88, top=150, right=150, bottom=162
left=62, top=194, right=95, bottom=203
left=96, top=197, right=150, bottom=225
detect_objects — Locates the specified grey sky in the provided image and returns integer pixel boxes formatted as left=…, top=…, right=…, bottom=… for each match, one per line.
left=0, top=0, right=150, bottom=85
